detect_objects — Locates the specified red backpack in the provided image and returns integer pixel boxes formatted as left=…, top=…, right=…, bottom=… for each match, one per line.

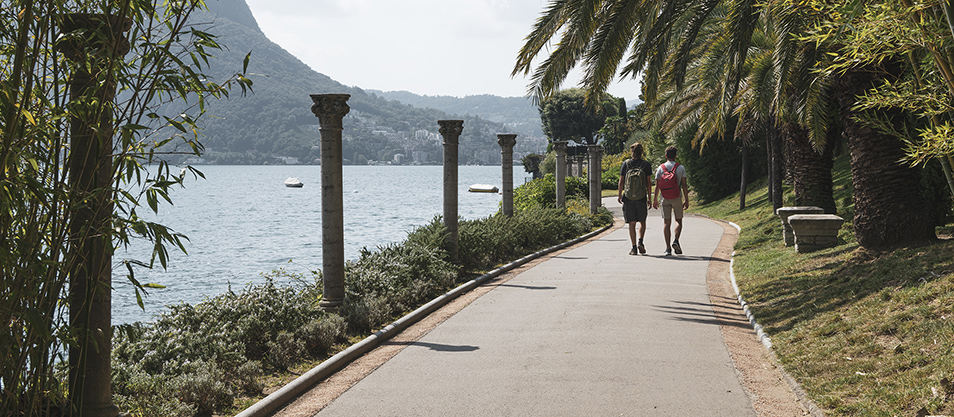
left=659, top=163, right=681, bottom=200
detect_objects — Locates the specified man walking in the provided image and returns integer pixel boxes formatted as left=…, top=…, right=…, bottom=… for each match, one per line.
left=617, top=143, right=653, bottom=255
left=652, top=146, right=690, bottom=256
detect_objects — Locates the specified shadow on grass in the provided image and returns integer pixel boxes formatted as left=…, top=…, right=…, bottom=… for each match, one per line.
left=748, top=239, right=954, bottom=335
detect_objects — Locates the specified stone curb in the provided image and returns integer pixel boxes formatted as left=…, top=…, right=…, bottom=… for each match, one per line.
left=726, top=221, right=826, bottom=417
left=235, top=223, right=613, bottom=417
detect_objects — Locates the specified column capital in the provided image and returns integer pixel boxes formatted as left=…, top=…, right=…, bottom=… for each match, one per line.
left=552, top=140, right=568, bottom=154
left=310, top=94, right=351, bottom=129
left=438, top=120, right=464, bottom=143
left=497, top=134, right=517, bottom=150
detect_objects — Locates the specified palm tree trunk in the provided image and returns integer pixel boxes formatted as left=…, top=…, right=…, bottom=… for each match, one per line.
left=766, top=121, right=784, bottom=212
left=835, top=68, right=937, bottom=249
left=781, top=122, right=836, bottom=213
left=740, top=143, right=748, bottom=210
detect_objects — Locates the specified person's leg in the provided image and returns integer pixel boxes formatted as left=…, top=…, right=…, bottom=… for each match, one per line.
left=661, top=199, right=673, bottom=255
left=622, top=199, right=639, bottom=254
left=671, top=196, right=684, bottom=254
left=628, top=221, right=637, bottom=246
left=635, top=199, right=648, bottom=254
left=663, top=218, right=672, bottom=254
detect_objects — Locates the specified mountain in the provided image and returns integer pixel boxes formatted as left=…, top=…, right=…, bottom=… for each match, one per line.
left=367, top=90, right=544, bottom=138
left=173, top=0, right=541, bottom=165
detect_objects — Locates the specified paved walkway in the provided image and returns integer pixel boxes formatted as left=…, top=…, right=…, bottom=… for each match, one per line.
left=292, top=198, right=762, bottom=416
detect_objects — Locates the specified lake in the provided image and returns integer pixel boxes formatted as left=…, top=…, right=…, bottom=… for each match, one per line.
left=114, top=165, right=530, bottom=324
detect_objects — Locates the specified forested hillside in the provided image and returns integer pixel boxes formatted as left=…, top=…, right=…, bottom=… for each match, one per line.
left=368, top=90, right=544, bottom=138
left=182, top=0, right=514, bottom=165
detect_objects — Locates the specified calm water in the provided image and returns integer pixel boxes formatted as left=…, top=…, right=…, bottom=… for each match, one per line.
left=114, top=165, right=528, bottom=324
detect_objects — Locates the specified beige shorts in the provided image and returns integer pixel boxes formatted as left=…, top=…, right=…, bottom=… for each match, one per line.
left=661, top=196, right=684, bottom=220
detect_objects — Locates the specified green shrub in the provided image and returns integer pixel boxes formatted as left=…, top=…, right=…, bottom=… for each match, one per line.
left=110, top=201, right=601, bottom=416
left=297, top=316, right=346, bottom=355
left=513, top=174, right=588, bottom=211
left=267, top=331, right=305, bottom=370
left=673, top=127, right=767, bottom=204
left=172, top=361, right=232, bottom=416
left=458, top=207, right=597, bottom=272
left=601, top=153, right=628, bottom=190
left=111, top=272, right=336, bottom=416
left=601, top=166, right=620, bottom=190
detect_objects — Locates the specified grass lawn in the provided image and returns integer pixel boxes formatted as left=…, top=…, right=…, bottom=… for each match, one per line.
left=692, top=156, right=954, bottom=416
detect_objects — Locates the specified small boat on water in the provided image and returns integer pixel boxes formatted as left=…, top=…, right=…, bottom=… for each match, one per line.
left=284, top=177, right=303, bottom=188
left=468, top=184, right=499, bottom=193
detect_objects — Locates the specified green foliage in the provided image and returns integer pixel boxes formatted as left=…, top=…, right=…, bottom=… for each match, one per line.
left=342, top=240, right=458, bottom=333
left=674, top=127, right=766, bottom=204
left=458, top=208, right=593, bottom=272
left=601, top=152, right=628, bottom=190
left=539, top=89, right=617, bottom=144
left=540, top=151, right=557, bottom=175
left=522, top=153, right=544, bottom=177
left=0, top=1, right=251, bottom=413
left=513, top=174, right=589, bottom=211
left=111, top=271, right=346, bottom=415
left=109, top=206, right=600, bottom=416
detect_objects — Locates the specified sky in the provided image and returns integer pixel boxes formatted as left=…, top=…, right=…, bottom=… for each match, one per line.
left=243, top=0, right=643, bottom=102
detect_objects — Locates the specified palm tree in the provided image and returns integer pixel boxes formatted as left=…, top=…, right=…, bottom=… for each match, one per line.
left=514, top=0, right=939, bottom=249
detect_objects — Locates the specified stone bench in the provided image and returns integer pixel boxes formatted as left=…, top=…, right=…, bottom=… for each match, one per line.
left=776, top=206, right=825, bottom=246
left=788, top=214, right=845, bottom=253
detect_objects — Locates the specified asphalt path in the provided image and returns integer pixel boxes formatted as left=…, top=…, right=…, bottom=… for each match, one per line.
left=311, top=199, right=756, bottom=416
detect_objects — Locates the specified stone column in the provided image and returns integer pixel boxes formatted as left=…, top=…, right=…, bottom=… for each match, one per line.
left=565, top=153, right=574, bottom=178
left=59, top=13, right=130, bottom=417
left=553, top=141, right=568, bottom=208
left=574, top=154, right=586, bottom=177
left=311, top=94, right=351, bottom=311
left=440, top=120, right=464, bottom=263
left=497, top=134, right=517, bottom=217
left=587, top=144, right=603, bottom=214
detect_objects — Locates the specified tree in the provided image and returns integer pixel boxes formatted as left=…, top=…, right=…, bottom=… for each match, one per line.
left=539, top=88, right=612, bottom=145
left=522, top=154, right=544, bottom=179
left=803, top=1, right=939, bottom=248
left=0, top=0, right=250, bottom=414
left=514, top=0, right=943, bottom=249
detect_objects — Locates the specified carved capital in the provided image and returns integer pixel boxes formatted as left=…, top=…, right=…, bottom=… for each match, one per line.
left=587, top=144, right=602, bottom=157
left=438, top=120, right=464, bottom=143
left=497, top=134, right=517, bottom=150
left=310, top=94, right=351, bottom=129
left=552, top=140, right=568, bottom=156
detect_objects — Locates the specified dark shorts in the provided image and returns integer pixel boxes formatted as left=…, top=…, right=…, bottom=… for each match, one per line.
left=621, top=197, right=648, bottom=223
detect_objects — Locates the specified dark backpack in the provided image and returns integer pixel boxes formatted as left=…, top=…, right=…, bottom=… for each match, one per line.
left=659, top=162, right=681, bottom=200
left=623, top=159, right=648, bottom=200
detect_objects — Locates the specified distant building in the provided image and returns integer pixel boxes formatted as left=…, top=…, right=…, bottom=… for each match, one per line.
left=393, top=153, right=406, bottom=165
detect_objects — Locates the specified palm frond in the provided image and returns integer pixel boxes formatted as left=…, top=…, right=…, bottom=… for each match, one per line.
left=580, top=0, right=643, bottom=104
left=513, top=0, right=575, bottom=77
